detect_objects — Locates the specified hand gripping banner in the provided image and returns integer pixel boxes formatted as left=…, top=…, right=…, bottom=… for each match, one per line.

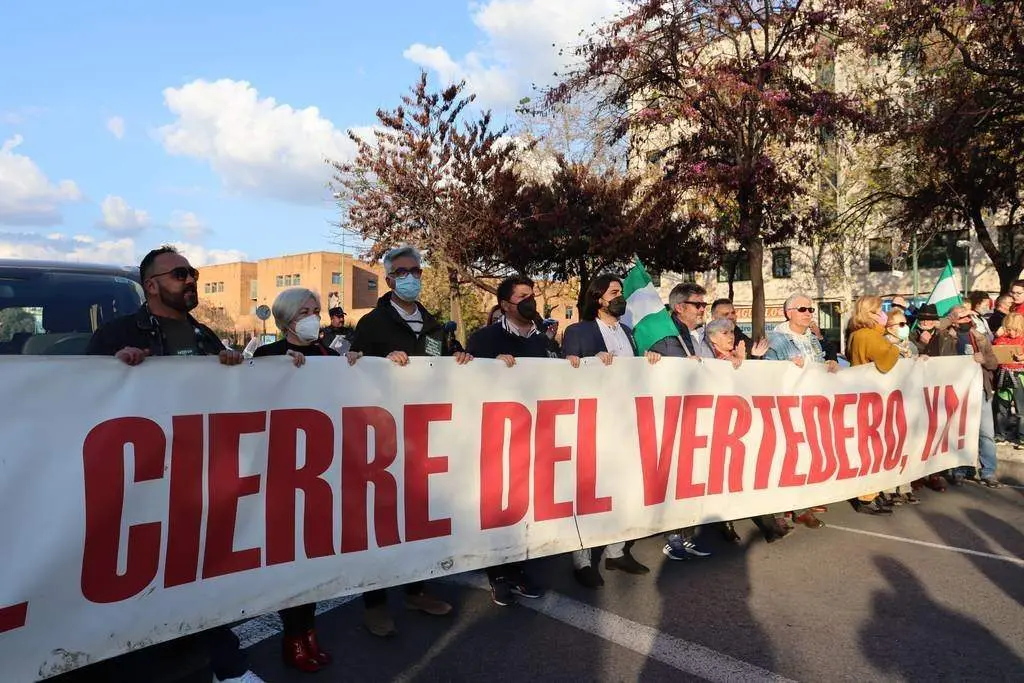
left=0, top=355, right=980, bottom=681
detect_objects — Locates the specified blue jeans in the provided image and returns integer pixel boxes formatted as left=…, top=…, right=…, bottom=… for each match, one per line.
left=959, top=394, right=997, bottom=479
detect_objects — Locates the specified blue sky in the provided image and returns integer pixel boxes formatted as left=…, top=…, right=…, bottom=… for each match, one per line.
left=0, top=0, right=618, bottom=267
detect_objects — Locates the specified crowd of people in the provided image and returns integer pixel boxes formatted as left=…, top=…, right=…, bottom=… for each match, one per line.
left=73, top=244, right=1022, bottom=683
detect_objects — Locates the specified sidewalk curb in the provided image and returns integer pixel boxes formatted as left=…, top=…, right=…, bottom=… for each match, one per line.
left=997, top=444, right=1024, bottom=464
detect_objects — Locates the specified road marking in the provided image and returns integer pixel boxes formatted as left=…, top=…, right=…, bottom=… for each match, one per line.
left=828, top=525, right=1024, bottom=567
left=234, top=596, right=356, bottom=648
left=447, top=574, right=794, bottom=683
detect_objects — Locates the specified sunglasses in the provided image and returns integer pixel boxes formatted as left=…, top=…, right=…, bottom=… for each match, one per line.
left=150, top=266, right=199, bottom=282
left=390, top=266, right=423, bottom=278
left=791, top=306, right=815, bottom=314
left=684, top=301, right=708, bottom=310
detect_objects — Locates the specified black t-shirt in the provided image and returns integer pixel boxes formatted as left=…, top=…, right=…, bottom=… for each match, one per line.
left=252, top=339, right=340, bottom=358
left=158, top=316, right=199, bottom=357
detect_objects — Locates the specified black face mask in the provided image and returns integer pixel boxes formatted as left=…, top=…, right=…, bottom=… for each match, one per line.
left=516, top=296, right=539, bottom=321
left=606, top=296, right=627, bottom=318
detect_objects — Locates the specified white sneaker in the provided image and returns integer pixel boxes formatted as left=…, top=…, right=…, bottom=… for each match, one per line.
left=213, top=671, right=266, bottom=683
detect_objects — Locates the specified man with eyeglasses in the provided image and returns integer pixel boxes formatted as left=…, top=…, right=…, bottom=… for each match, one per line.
left=87, top=245, right=240, bottom=364
left=1011, top=280, right=1024, bottom=314
left=763, top=293, right=838, bottom=528
left=347, top=245, right=470, bottom=637
left=85, top=246, right=258, bottom=683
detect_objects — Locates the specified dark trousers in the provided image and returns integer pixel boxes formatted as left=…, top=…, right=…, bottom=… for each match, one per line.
left=207, top=626, right=248, bottom=680
left=363, top=581, right=425, bottom=608
left=279, top=603, right=316, bottom=636
left=486, top=563, right=524, bottom=583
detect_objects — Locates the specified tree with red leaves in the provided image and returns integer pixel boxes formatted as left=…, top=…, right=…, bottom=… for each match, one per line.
left=851, top=0, right=1024, bottom=293
left=546, top=0, right=863, bottom=336
left=329, top=72, right=519, bottom=333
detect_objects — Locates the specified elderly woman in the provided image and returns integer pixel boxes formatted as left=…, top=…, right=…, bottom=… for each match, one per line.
left=252, top=287, right=334, bottom=673
left=699, top=318, right=768, bottom=366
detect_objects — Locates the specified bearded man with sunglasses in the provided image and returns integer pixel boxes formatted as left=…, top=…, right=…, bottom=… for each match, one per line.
left=87, top=245, right=241, bottom=365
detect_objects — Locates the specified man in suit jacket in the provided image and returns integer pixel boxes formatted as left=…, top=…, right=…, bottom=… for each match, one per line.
left=561, top=274, right=661, bottom=589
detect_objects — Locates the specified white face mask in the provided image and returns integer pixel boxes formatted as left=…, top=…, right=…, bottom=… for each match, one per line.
left=293, top=315, right=321, bottom=343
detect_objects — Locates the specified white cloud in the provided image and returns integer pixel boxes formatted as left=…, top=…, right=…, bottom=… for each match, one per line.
left=168, top=241, right=247, bottom=267
left=97, top=195, right=150, bottom=235
left=106, top=116, right=125, bottom=139
left=0, top=232, right=136, bottom=264
left=169, top=211, right=209, bottom=240
left=0, top=135, right=83, bottom=227
left=157, top=79, right=358, bottom=204
left=404, top=0, right=622, bottom=107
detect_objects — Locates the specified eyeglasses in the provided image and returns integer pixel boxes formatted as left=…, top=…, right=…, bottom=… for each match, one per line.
left=149, top=266, right=199, bottom=282
left=684, top=301, right=708, bottom=310
left=791, top=306, right=815, bottom=314
left=390, top=266, right=423, bottom=279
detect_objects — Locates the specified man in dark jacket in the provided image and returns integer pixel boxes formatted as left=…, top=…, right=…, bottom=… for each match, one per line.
left=87, top=246, right=238, bottom=363
left=321, top=306, right=352, bottom=351
left=347, top=245, right=469, bottom=637
left=81, top=246, right=255, bottom=683
left=466, top=275, right=550, bottom=607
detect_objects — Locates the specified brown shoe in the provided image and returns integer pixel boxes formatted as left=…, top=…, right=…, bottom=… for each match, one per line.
left=404, top=591, right=453, bottom=616
left=363, top=604, right=397, bottom=637
left=794, top=512, right=825, bottom=529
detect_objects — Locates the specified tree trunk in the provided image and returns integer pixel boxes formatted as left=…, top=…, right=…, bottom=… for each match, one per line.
left=727, top=256, right=737, bottom=302
left=447, top=266, right=465, bottom=345
left=576, top=259, right=591, bottom=310
left=747, top=236, right=766, bottom=340
left=968, top=205, right=1024, bottom=294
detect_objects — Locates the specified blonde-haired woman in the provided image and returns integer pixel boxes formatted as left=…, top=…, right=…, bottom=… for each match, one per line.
left=848, top=296, right=901, bottom=515
left=993, top=312, right=1024, bottom=447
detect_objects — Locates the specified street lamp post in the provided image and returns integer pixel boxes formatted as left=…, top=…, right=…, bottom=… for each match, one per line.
left=956, top=239, right=971, bottom=294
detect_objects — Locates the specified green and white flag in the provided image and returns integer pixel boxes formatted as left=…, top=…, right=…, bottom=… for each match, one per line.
left=924, top=259, right=963, bottom=317
left=622, top=257, right=679, bottom=354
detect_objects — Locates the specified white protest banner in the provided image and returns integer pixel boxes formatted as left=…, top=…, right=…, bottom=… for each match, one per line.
left=0, top=355, right=980, bottom=681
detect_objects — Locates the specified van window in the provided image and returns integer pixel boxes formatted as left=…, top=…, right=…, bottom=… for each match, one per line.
left=0, top=271, right=144, bottom=355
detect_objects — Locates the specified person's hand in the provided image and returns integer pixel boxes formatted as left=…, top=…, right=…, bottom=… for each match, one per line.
left=219, top=349, right=243, bottom=366
left=346, top=351, right=363, bottom=366
left=919, top=354, right=930, bottom=361
left=497, top=354, right=516, bottom=368
left=919, top=330, right=932, bottom=344
left=735, top=340, right=747, bottom=358
left=115, top=347, right=149, bottom=366
left=792, top=355, right=805, bottom=368
left=453, top=351, right=473, bottom=365
left=387, top=351, right=410, bottom=366
left=645, top=351, right=662, bottom=364
left=1014, top=351, right=1024, bottom=362
left=730, top=355, right=743, bottom=369
left=568, top=355, right=581, bottom=369
left=286, top=350, right=306, bottom=368
left=810, top=321, right=824, bottom=339
left=824, top=359, right=840, bottom=373
left=596, top=351, right=614, bottom=366
left=973, top=352, right=984, bottom=364
left=751, top=339, right=769, bottom=358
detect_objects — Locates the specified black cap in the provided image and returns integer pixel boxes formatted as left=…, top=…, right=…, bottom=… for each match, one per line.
left=916, top=303, right=940, bottom=321
left=328, top=306, right=345, bottom=317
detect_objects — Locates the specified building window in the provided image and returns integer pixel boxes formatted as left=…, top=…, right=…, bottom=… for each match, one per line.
left=717, top=252, right=750, bottom=282
left=203, top=283, right=211, bottom=294
left=331, top=272, right=342, bottom=285
left=565, top=306, right=574, bottom=320
left=249, top=280, right=258, bottom=300
left=868, top=238, right=893, bottom=272
left=276, top=275, right=284, bottom=287
left=772, top=248, right=792, bottom=279
left=918, top=230, right=968, bottom=269
left=217, top=282, right=225, bottom=293
left=367, top=279, right=377, bottom=290
left=284, top=275, right=293, bottom=286
left=293, top=274, right=301, bottom=286
left=679, top=272, right=697, bottom=284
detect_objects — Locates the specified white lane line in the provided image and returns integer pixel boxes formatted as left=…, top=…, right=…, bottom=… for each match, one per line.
left=828, top=525, right=1024, bottom=567
left=446, top=574, right=794, bottom=683
left=234, top=596, right=356, bottom=648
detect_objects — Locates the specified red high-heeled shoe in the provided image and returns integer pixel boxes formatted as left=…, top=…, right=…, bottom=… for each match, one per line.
left=303, top=629, right=332, bottom=666
left=282, top=633, right=324, bottom=673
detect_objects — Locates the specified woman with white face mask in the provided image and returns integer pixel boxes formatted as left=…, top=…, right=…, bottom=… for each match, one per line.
left=251, top=288, right=336, bottom=673
left=254, top=288, right=336, bottom=368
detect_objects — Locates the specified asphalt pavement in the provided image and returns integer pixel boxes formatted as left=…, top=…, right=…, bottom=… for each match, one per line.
left=238, top=461, right=1024, bottom=682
